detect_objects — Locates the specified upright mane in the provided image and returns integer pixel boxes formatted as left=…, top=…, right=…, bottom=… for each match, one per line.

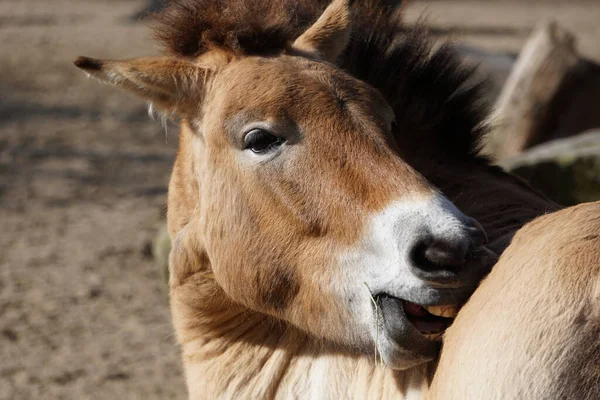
left=154, top=0, right=489, bottom=162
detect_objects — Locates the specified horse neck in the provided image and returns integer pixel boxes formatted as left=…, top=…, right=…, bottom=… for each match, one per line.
left=420, top=161, right=560, bottom=254
left=172, top=289, right=430, bottom=400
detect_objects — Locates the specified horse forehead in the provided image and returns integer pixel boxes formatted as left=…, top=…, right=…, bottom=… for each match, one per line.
left=220, top=57, right=358, bottom=106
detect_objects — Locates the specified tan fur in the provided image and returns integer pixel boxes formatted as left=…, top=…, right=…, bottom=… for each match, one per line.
left=169, top=209, right=433, bottom=399
left=429, top=201, right=600, bottom=400
left=74, top=1, right=600, bottom=398
left=292, top=0, right=351, bottom=62
left=163, top=51, right=434, bottom=345
left=170, top=201, right=600, bottom=399
left=74, top=56, right=214, bottom=116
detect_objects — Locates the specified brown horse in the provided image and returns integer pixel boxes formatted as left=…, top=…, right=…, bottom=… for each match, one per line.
left=74, top=0, right=572, bottom=398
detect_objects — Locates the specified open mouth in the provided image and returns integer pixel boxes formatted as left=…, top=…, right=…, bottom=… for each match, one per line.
left=375, top=294, right=459, bottom=341
left=402, top=301, right=458, bottom=340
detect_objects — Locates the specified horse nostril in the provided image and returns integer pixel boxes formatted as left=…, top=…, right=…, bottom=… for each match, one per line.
left=408, top=218, right=493, bottom=285
left=412, top=236, right=468, bottom=271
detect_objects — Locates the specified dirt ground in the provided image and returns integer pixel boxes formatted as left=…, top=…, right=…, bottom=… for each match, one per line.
left=1, top=1, right=599, bottom=399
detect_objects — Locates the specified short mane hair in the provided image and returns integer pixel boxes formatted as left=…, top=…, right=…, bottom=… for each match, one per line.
left=154, top=0, right=489, bottom=162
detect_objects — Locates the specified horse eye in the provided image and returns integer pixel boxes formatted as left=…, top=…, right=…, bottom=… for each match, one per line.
left=243, top=129, right=284, bottom=154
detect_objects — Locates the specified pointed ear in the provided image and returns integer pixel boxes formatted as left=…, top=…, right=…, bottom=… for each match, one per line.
left=73, top=56, right=214, bottom=116
left=292, top=0, right=351, bottom=63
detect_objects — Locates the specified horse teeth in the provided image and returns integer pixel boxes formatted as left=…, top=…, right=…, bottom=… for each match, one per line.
left=424, top=305, right=458, bottom=318
left=423, top=332, right=443, bottom=341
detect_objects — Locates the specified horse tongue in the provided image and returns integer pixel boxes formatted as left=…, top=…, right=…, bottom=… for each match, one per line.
left=403, top=301, right=429, bottom=317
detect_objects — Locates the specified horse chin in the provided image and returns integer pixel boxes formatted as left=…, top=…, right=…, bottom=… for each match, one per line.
left=373, top=294, right=458, bottom=369
left=378, top=338, right=438, bottom=370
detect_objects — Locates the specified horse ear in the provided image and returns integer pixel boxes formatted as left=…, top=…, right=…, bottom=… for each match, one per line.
left=292, top=0, right=351, bottom=63
left=73, top=56, right=213, bottom=117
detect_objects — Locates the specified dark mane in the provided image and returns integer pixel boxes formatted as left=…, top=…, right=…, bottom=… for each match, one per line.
left=154, top=0, right=489, bottom=161
left=153, top=0, right=330, bottom=57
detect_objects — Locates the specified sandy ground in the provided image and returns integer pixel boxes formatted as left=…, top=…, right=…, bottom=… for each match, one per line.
left=405, top=0, right=600, bottom=62
left=1, top=1, right=599, bottom=399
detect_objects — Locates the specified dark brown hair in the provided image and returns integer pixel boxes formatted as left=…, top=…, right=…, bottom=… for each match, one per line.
left=154, top=0, right=488, bottom=161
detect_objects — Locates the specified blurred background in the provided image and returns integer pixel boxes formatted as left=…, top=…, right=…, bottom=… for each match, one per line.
left=1, top=1, right=599, bottom=399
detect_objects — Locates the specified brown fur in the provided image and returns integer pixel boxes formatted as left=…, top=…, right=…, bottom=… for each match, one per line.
left=418, top=161, right=560, bottom=254
left=73, top=56, right=103, bottom=71
left=74, top=0, right=579, bottom=398
left=153, top=1, right=559, bottom=250
left=167, top=202, right=600, bottom=399
left=164, top=54, right=432, bottom=338
left=154, top=0, right=488, bottom=163
left=292, top=0, right=351, bottom=62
